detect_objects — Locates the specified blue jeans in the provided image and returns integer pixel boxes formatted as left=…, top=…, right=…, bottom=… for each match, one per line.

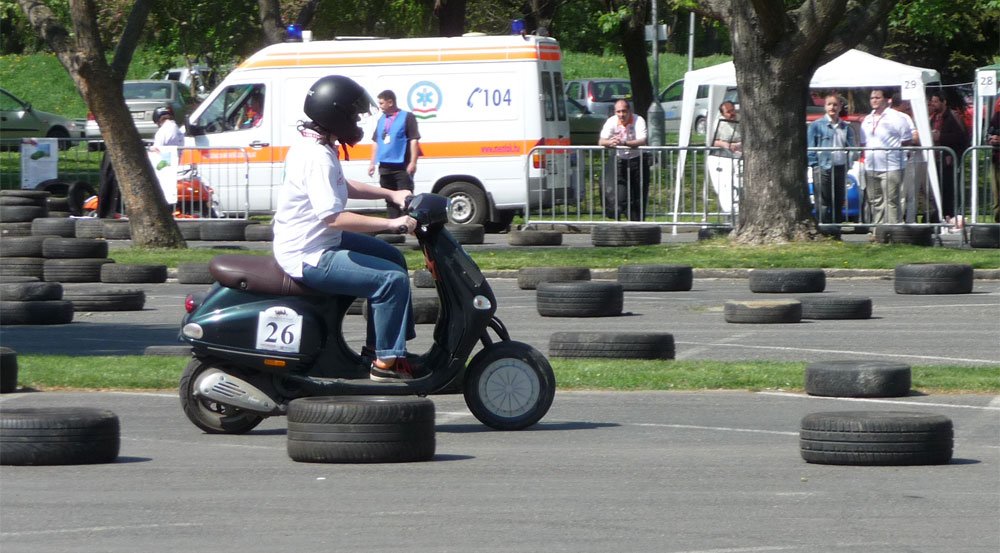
left=300, top=232, right=414, bottom=359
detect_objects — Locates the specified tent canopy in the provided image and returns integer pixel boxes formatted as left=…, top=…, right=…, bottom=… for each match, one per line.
left=673, top=49, right=943, bottom=218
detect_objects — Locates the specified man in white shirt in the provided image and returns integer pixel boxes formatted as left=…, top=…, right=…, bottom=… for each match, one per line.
left=598, top=99, right=649, bottom=220
left=860, top=89, right=916, bottom=224
left=152, top=106, right=184, bottom=147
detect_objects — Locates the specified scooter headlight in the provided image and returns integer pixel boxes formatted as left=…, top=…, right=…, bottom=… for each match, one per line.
left=472, top=295, right=492, bottom=310
left=182, top=323, right=204, bottom=339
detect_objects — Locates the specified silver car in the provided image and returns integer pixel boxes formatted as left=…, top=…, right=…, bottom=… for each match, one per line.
left=85, top=80, right=197, bottom=148
left=564, top=78, right=632, bottom=120
left=0, top=87, right=84, bottom=149
left=658, top=79, right=739, bottom=135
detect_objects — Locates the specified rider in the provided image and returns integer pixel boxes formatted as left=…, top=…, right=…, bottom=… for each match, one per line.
left=271, top=75, right=426, bottom=381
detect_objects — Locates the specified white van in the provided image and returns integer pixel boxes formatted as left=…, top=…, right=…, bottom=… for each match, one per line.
left=183, top=34, right=572, bottom=229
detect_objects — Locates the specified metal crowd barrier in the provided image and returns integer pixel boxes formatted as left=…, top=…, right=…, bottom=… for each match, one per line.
left=961, top=145, right=999, bottom=225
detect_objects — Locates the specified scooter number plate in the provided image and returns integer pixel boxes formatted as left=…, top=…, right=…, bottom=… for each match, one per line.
left=255, top=306, right=303, bottom=353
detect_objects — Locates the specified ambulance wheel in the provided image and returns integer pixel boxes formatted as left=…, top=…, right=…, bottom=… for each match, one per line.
left=179, top=358, right=264, bottom=434
left=441, top=181, right=487, bottom=226
left=463, top=341, right=555, bottom=430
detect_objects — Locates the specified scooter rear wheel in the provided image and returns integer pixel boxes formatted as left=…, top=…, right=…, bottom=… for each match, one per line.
left=463, top=341, right=555, bottom=430
left=179, top=358, right=265, bottom=434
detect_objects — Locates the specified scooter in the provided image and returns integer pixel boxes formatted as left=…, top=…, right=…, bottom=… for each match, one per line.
left=81, top=165, right=218, bottom=218
left=177, top=193, right=555, bottom=433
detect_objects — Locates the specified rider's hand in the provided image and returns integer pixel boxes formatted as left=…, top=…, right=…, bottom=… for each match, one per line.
left=389, top=189, right=412, bottom=211
left=388, top=215, right=417, bottom=235
left=367, top=163, right=376, bottom=177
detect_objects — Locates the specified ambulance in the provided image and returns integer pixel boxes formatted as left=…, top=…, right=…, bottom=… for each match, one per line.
left=183, top=34, right=573, bottom=229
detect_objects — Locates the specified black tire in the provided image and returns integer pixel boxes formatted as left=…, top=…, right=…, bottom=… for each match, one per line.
left=346, top=297, right=365, bottom=315
left=412, top=269, right=435, bottom=288
left=968, top=224, right=999, bottom=249
left=0, top=257, right=45, bottom=279
left=43, top=258, right=114, bottom=283
left=549, top=331, right=675, bottom=359
left=178, top=358, right=265, bottom=434
left=536, top=281, right=623, bottom=317
left=176, top=220, right=202, bottom=240
left=723, top=300, right=802, bottom=323
left=508, top=230, right=563, bottom=246
left=73, top=218, right=104, bottom=239
left=804, top=360, right=911, bottom=397
left=894, top=263, right=973, bottom=295
left=799, top=411, right=952, bottom=466
left=42, top=237, right=109, bottom=259
left=0, top=300, right=74, bottom=325
left=697, top=226, right=733, bottom=240
left=0, top=235, right=55, bottom=257
left=101, top=220, right=131, bottom=240
left=200, top=220, right=253, bottom=241
left=748, top=268, right=826, bottom=293
left=0, top=192, right=47, bottom=207
left=47, top=211, right=71, bottom=219
left=0, top=407, right=120, bottom=465
left=0, top=280, right=63, bottom=302
left=1, top=189, right=50, bottom=200
left=445, top=223, right=485, bottom=245
left=440, top=181, right=488, bottom=226
left=286, top=396, right=436, bottom=463
left=177, top=262, right=215, bottom=284
left=100, top=263, right=168, bottom=284
left=31, top=217, right=76, bottom=237
left=591, top=224, right=661, bottom=246
left=517, top=266, right=590, bottom=290
left=0, top=205, right=48, bottom=223
left=797, top=295, right=873, bottom=320
left=144, top=345, right=193, bottom=356
left=245, top=224, right=274, bottom=241
left=483, top=210, right=515, bottom=234
left=874, top=224, right=934, bottom=246
left=0, top=222, right=33, bottom=237
left=47, top=196, right=69, bottom=212
left=0, top=347, right=18, bottom=393
left=463, top=341, right=555, bottom=430
left=364, top=295, right=439, bottom=324
left=61, top=286, right=146, bottom=312
left=617, top=264, right=693, bottom=291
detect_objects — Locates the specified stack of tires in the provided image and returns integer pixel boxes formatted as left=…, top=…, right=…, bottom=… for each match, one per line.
left=1, top=214, right=76, bottom=325
left=0, top=190, right=50, bottom=238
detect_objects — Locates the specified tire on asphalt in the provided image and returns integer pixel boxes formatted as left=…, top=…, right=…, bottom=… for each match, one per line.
left=0, top=347, right=18, bottom=393
left=31, top=217, right=76, bottom=237
left=723, top=300, right=802, bottom=323
left=363, top=294, right=438, bottom=324
left=748, top=268, right=826, bottom=293
left=516, top=266, right=590, bottom=290
left=1, top=222, right=33, bottom=237
left=74, top=218, right=105, bottom=239
left=175, top=220, right=202, bottom=240
left=100, top=263, right=168, bottom=284
left=0, top=190, right=48, bottom=207
left=0, top=205, right=48, bottom=223
left=244, top=224, right=274, bottom=242
left=0, top=257, right=45, bottom=279
left=804, top=360, right=911, bottom=397
left=968, top=224, right=999, bottom=249
left=200, top=220, right=253, bottom=241
left=412, top=269, right=435, bottom=288
left=0, top=280, right=63, bottom=302
left=536, top=281, right=624, bottom=317
left=0, top=235, right=55, bottom=257
left=42, top=237, right=109, bottom=259
left=43, top=258, right=114, bottom=283
left=591, top=224, right=661, bottom=246
left=445, top=223, right=485, bottom=245
left=616, top=264, right=693, bottom=291
left=286, top=396, right=436, bottom=464
left=874, top=224, right=934, bottom=246
left=101, top=220, right=131, bottom=240
left=61, top=286, right=146, bottom=312
left=799, top=411, right=952, bottom=466
left=549, top=331, right=675, bottom=359
left=508, top=230, right=563, bottom=246
left=177, top=262, right=215, bottom=284
left=797, top=295, right=873, bottom=320
left=0, top=407, right=120, bottom=465
left=894, top=263, right=973, bottom=295
left=0, top=300, right=74, bottom=325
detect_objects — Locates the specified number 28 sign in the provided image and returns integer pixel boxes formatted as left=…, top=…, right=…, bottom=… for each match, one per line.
left=256, top=306, right=303, bottom=353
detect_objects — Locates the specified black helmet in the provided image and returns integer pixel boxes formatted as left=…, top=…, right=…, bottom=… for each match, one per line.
left=303, top=75, right=373, bottom=146
left=152, top=105, right=174, bottom=123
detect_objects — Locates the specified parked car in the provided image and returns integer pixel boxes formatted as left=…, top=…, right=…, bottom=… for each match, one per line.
left=566, top=98, right=605, bottom=145
left=85, top=80, right=198, bottom=149
left=150, top=65, right=217, bottom=100
left=658, top=79, right=739, bottom=136
left=0, top=87, right=84, bottom=149
left=564, top=78, right=632, bottom=120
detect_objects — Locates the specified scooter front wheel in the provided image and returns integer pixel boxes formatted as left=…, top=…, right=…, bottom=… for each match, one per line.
left=463, top=341, right=555, bottom=430
left=179, top=358, right=265, bottom=434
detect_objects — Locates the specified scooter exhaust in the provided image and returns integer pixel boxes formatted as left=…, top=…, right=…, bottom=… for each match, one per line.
left=194, top=368, right=284, bottom=415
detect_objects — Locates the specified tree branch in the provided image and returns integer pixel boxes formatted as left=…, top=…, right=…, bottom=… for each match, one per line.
left=17, top=0, right=72, bottom=55
left=749, top=0, right=791, bottom=44
left=294, top=0, right=321, bottom=27
left=110, top=0, right=151, bottom=80
left=819, top=0, right=899, bottom=63
left=257, top=0, right=284, bottom=44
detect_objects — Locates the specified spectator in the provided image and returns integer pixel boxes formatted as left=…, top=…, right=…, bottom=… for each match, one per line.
left=988, top=100, right=1000, bottom=223
left=152, top=105, right=184, bottom=148
left=367, top=90, right=421, bottom=219
left=712, top=101, right=742, bottom=158
left=860, top=88, right=916, bottom=225
left=598, top=99, right=649, bottom=221
left=238, top=89, right=263, bottom=129
left=927, top=90, right=968, bottom=226
left=808, top=94, right=856, bottom=224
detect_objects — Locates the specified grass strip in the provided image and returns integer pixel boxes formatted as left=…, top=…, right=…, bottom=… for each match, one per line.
left=13, top=355, right=1000, bottom=394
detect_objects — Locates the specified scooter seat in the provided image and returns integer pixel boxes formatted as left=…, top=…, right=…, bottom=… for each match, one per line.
left=209, top=254, right=318, bottom=296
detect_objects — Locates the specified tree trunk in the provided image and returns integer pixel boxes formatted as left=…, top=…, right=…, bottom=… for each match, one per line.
left=620, top=0, right=652, bottom=118
left=435, top=0, right=467, bottom=37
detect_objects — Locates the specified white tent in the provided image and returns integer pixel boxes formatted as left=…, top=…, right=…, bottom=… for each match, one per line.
left=673, top=49, right=942, bottom=221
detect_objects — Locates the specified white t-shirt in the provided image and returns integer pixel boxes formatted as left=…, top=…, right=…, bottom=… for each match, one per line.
left=860, top=108, right=914, bottom=171
left=272, top=141, right=348, bottom=277
left=153, top=119, right=184, bottom=147
left=600, top=114, right=647, bottom=160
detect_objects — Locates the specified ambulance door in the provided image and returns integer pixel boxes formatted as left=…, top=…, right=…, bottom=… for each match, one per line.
left=186, top=82, right=275, bottom=216
left=533, top=68, right=572, bottom=206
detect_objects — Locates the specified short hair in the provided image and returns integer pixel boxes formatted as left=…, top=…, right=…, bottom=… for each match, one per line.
left=718, top=101, right=736, bottom=113
left=871, top=88, right=894, bottom=100
left=824, top=93, right=843, bottom=104
left=377, top=90, right=396, bottom=102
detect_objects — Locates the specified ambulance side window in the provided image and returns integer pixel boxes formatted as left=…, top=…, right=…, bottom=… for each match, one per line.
left=553, top=72, right=566, bottom=121
left=191, top=84, right=266, bottom=134
left=541, top=71, right=555, bottom=121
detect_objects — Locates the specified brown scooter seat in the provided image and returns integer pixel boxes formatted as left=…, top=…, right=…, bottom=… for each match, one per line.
left=209, top=254, right=318, bottom=296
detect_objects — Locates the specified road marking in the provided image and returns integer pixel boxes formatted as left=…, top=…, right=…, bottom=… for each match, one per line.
left=1, top=523, right=202, bottom=537
left=676, top=332, right=752, bottom=359
left=758, top=391, right=1000, bottom=411
left=675, top=340, right=999, bottom=365
left=630, top=422, right=797, bottom=436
